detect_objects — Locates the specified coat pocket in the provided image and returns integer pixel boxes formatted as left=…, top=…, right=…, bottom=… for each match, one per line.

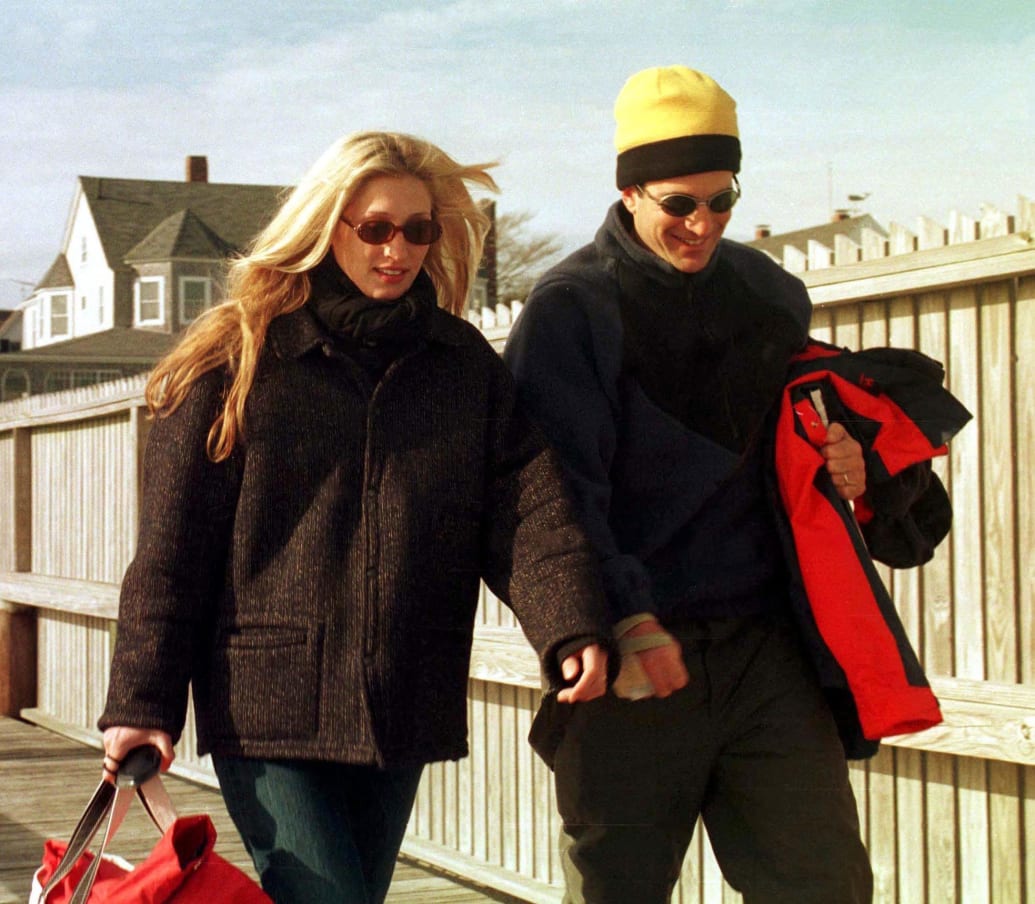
left=210, top=624, right=322, bottom=740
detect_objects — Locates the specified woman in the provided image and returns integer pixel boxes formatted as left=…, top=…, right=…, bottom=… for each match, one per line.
left=98, top=132, right=611, bottom=903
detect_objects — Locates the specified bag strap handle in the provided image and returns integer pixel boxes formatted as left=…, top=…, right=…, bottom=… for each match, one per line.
left=67, top=787, right=134, bottom=904
left=38, top=746, right=180, bottom=903
left=117, top=744, right=178, bottom=833
left=136, top=772, right=178, bottom=834
left=38, top=780, right=116, bottom=896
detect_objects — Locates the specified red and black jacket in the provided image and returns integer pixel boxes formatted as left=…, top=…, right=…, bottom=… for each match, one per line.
left=775, top=340, right=971, bottom=755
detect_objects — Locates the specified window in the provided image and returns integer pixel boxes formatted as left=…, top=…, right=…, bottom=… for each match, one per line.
left=81, top=236, right=88, bottom=263
left=73, top=369, right=120, bottom=388
left=180, top=277, right=212, bottom=323
left=135, top=277, right=165, bottom=325
left=44, top=371, right=74, bottom=393
left=49, top=292, right=70, bottom=339
left=44, top=369, right=122, bottom=394
left=1, top=368, right=30, bottom=401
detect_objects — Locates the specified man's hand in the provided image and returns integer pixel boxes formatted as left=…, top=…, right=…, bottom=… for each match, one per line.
left=619, top=618, right=689, bottom=699
left=821, top=422, right=866, bottom=501
left=557, top=643, right=609, bottom=703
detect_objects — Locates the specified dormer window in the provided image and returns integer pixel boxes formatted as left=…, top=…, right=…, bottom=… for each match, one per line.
left=135, top=277, right=165, bottom=325
left=48, top=292, right=70, bottom=339
left=81, top=236, right=88, bottom=263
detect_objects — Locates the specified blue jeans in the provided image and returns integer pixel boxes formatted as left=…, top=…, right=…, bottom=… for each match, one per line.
left=212, top=755, right=424, bottom=904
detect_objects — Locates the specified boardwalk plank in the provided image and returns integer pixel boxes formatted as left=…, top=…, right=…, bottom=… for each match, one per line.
left=0, top=717, right=523, bottom=903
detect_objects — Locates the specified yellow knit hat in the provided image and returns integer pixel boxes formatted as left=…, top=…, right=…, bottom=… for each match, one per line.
left=614, top=66, right=741, bottom=188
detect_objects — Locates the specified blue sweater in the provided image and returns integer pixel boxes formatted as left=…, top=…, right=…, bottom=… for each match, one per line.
left=504, top=204, right=811, bottom=622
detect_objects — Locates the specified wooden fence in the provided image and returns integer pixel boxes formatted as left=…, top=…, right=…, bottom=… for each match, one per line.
left=1, top=196, right=1034, bottom=902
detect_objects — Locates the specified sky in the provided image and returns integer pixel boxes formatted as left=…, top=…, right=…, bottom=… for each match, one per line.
left=1, top=0, right=1032, bottom=308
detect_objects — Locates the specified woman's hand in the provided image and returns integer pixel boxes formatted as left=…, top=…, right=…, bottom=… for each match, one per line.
left=557, top=643, right=609, bottom=703
left=101, top=726, right=175, bottom=784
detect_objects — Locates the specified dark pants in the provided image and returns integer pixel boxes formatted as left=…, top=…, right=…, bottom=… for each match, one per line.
left=212, top=755, right=423, bottom=904
left=552, top=614, right=873, bottom=904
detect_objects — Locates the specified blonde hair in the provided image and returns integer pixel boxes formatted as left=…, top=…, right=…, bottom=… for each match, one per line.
left=145, top=132, right=498, bottom=460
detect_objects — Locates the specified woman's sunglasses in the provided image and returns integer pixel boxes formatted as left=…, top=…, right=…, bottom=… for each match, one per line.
left=638, top=178, right=741, bottom=218
left=340, top=217, right=442, bottom=246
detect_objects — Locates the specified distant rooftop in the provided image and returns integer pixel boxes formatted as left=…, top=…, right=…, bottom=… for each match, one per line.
left=70, top=173, right=285, bottom=283
left=738, top=195, right=1034, bottom=274
left=745, top=211, right=888, bottom=260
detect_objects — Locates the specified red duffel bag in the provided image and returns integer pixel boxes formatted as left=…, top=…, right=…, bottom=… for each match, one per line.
left=30, top=746, right=271, bottom=903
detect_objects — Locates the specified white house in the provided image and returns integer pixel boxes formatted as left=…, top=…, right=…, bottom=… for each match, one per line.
left=1, top=157, right=284, bottom=399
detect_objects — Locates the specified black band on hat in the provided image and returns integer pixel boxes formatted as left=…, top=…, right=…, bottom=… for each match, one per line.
left=616, top=134, right=742, bottom=188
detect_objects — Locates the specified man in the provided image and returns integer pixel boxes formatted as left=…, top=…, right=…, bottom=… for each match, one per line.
left=503, top=66, right=875, bottom=903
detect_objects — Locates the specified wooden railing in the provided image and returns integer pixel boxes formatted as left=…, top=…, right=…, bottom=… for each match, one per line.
left=2, top=207, right=1034, bottom=902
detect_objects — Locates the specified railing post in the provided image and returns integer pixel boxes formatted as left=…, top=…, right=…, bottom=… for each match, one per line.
left=1, top=427, right=37, bottom=715
left=131, top=404, right=151, bottom=528
left=0, top=600, right=36, bottom=716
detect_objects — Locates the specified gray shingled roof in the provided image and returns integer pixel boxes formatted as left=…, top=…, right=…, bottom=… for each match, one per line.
left=745, top=214, right=888, bottom=258
left=80, top=176, right=286, bottom=271
left=4, top=326, right=179, bottom=363
left=36, top=253, right=74, bottom=290
left=125, top=208, right=236, bottom=263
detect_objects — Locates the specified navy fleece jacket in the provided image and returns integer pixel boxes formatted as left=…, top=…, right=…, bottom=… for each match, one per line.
left=504, top=203, right=811, bottom=622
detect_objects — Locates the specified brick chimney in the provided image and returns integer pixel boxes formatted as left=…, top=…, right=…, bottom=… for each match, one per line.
left=831, top=208, right=851, bottom=222
left=755, top=225, right=771, bottom=239
left=186, top=155, right=208, bottom=183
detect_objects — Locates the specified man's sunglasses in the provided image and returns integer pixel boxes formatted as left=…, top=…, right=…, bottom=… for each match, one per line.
left=638, top=178, right=741, bottom=218
left=340, top=217, right=442, bottom=246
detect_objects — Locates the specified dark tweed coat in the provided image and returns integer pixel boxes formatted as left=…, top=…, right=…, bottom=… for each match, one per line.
left=99, top=303, right=610, bottom=768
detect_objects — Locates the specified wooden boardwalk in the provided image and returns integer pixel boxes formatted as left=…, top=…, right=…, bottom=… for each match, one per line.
left=0, top=717, right=523, bottom=903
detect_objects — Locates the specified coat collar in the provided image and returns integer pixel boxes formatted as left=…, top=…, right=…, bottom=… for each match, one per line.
left=595, top=201, right=723, bottom=290
left=266, top=281, right=471, bottom=362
